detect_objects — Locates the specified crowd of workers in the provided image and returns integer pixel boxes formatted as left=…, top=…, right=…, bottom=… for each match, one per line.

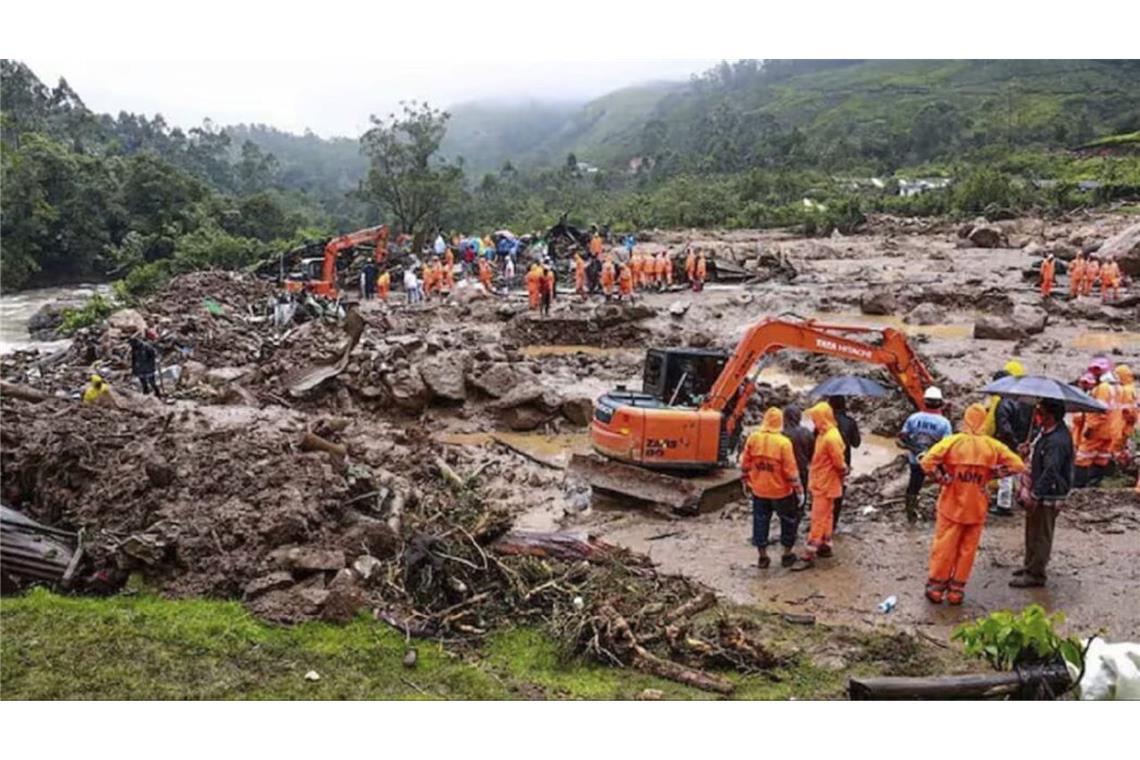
left=1039, top=250, right=1124, bottom=301
left=349, top=227, right=710, bottom=313
left=739, top=355, right=1137, bottom=604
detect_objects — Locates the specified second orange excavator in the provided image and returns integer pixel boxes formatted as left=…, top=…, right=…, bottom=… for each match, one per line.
left=285, top=224, right=389, bottom=298
left=569, top=317, right=935, bottom=513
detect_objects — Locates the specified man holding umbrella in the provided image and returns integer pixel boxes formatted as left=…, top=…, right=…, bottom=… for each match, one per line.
left=1011, top=398, right=1074, bottom=588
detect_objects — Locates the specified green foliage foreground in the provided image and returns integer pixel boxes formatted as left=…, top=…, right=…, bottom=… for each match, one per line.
left=0, top=589, right=963, bottom=700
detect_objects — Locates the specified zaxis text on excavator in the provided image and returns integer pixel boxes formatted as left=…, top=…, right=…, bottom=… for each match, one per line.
left=569, top=317, right=934, bottom=513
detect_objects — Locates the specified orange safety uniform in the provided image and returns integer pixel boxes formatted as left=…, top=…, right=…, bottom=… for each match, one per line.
left=377, top=271, right=390, bottom=302
left=921, top=404, right=1024, bottom=604
left=639, top=253, right=652, bottom=288
left=1101, top=260, right=1121, bottom=302
left=684, top=251, right=696, bottom=282
left=589, top=235, right=603, bottom=258
left=1114, top=365, right=1136, bottom=462
left=740, top=408, right=801, bottom=500
left=574, top=254, right=586, bottom=295
left=804, top=402, right=846, bottom=557
left=443, top=248, right=455, bottom=290
left=601, top=258, right=615, bottom=296
left=618, top=265, right=633, bottom=298
left=1083, top=259, right=1100, bottom=296
left=1078, top=378, right=1124, bottom=469
left=1069, top=255, right=1086, bottom=298
left=1040, top=257, right=1055, bottom=297
left=695, top=255, right=708, bottom=283
left=478, top=258, right=493, bottom=291
left=432, top=262, right=445, bottom=293
left=630, top=253, right=642, bottom=289
left=654, top=253, right=668, bottom=286
left=422, top=262, right=436, bottom=297
left=664, top=254, right=674, bottom=285
left=543, top=269, right=555, bottom=304
left=525, top=264, right=542, bottom=309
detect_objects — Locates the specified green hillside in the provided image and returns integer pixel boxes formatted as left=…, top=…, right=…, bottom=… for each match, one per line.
left=445, top=60, right=1140, bottom=176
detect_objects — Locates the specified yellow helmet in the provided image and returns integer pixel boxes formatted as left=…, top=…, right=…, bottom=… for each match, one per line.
left=89, top=374, right=104, bottom=386
left=1003, top=360, right=1025, bottom=377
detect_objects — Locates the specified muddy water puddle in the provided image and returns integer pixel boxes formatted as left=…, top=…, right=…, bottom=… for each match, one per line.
left=436, top=430, right=592, bottom=468
left=1070, top=330, right=1140, bottom=351
left=519, top=345, right=636, bottom=359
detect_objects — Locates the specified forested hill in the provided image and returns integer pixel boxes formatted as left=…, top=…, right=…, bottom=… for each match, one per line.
left=443, top=60, right=1140, bottom=176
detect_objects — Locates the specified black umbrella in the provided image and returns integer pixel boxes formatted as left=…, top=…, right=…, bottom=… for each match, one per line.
left=979, top=375, right=1106, bottom=413
left=809, top=375, right=889, bottom=399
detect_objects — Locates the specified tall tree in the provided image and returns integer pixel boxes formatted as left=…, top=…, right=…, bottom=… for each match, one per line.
left=359, top=101, right=464, bottom=245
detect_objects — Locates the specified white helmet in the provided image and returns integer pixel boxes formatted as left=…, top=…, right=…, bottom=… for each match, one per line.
left=924, top=386, right=943, bottom=403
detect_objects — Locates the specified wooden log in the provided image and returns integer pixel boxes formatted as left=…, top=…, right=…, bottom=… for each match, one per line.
left=0, top=381, right=61, bottom=404
left=299, top=431, right=346, bottom=460
left=665, top=591, right=717, bottom=622
left=849, top=664, right=1071, bottom=700
left=491, top=530, right=617, bottom=563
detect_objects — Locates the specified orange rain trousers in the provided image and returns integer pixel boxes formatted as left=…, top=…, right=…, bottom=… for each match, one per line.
left=928, top=514, right=983, bottom=588
left=807, top=495, right=835, bottom=550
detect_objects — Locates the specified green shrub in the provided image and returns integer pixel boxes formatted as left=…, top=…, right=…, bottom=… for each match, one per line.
left=58, top=293, right=115, bottom=333
left=951, top=604, right=1085, bottom=672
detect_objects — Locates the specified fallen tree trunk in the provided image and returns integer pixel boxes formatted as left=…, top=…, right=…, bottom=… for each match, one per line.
left=491, top=530, right=618, bottom=563
left=849, top=663, right=1071, bottom=700
left=0, top=381, right=61, bottom=404
left=298, top=431, right=347, bottom=461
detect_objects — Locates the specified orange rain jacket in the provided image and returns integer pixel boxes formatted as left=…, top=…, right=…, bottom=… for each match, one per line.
left=740, top=408, right=801, bottom=499
left=1085, top=379, right=1124, bottom=445
left=695, top=255, right=708, bottom=282
left=806, top=402, right=846, bottom=498
left=1117, top=365, right=1136, bottom=439
left=574, top=254, right=586, bottom=292
left=920, top=404, right=1025, bottom=524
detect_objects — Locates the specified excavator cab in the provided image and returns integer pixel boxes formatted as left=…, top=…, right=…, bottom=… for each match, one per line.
left=642, top=348, right=729, bottom=406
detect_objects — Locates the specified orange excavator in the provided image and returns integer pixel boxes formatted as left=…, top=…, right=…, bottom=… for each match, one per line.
left=569, top=317, right=935, bottom=513
left=285, top=224, right=389, bottom=298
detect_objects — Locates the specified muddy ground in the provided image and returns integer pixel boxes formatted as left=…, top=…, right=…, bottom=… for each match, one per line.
left=2, top=210, right=1138, bottom=666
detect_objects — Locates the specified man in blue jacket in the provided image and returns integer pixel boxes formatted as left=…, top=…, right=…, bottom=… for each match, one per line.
left=899, top=386, right=953, bottom=522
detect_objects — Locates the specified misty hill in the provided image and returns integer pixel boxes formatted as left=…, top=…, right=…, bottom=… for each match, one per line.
left=441, top=60, right=1140, bottom=176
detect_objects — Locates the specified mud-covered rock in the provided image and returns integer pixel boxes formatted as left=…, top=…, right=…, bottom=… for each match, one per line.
left=385, top=368, right=429, bottom=412
left=419, top=352, right=468, bottom=402
left=282, top=547, right=346, bottom=573
left=560, top=396, right=594, bottom=427
left=668, top=300, right=690, bottom=317
left=904, top=303, right=941, bottom=325
left=499, top=405, right=554, bottom=431
left=243, top=571, right=294, bottom=600
left=1101, top=223, right=1140, bottom=276
left=967, top=224, right=1008, bottom=249
left=860, top=289, right=897, bottom=316
left=27, top=299, right=84, bottom=337
left=468, top=363, right=517, bottom=398
left=973, top=304, right=1048, bottom=340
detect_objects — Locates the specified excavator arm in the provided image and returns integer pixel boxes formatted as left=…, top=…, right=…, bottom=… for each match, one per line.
left=706, top=318, right=934, bottom=442
left=320, top=224, right=390, bottom=291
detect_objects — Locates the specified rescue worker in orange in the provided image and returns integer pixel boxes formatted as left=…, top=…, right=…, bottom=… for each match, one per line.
left=431, top=258, right=446, bottom=295
left=1115, top=364, right=1136, bottom=465
left=478, top=257, right=493, bottom=292
left=574, top=253, right=587, bottom=297
left=525, top=262, right=542, bottom=310
left=1083, top=255, right=1100, bottom=297
left=799, top=401, right=846, bottom=567
left=1076, top=357, right=1124, bottom=487
left=540, top=266, right=555, bottom=316
left=655, top=252, right=669, bottom=289
left=640, top=252, right=653, bottom=289
left=693, top=253, right=708, bottom=291
left=684, top=248, right=696, bottom=284
left=1100, top=256, right=1121, bottom=303
left=601, top=255, right=616, bottom=299
left=1039, top=253, right=1056, bottom=298
left=629, top=251, right=643, bottom=291
left=920, top=403, right=1024, bottom=605
left=589, top=233, right=603, bottom=259
left=443, top=246, right=455, bottom=291
left=377, top=269, right=390, bottom=302
left=421, top=260, right=436, bottom=299
left=740, top=407, right=804, bottom=569
left=618, top=262, right=634, bottom=301
left=1069, top=251, right=1086, bottom=298
left=664, top=252, right=674, bottom=286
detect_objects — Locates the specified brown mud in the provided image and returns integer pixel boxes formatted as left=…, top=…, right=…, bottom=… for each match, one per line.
left=2, top=210, right=1138, bottom=676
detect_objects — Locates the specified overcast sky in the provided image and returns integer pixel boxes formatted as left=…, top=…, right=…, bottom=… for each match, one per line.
left=21, top=59, right=718, bottom=138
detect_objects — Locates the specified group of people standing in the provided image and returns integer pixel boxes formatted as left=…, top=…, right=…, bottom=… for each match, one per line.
left=739, top=352, right=1136, bottom=606
left=571, top=230, right=710, bottom=302
left=1040, top=250, right=1124, bottom=301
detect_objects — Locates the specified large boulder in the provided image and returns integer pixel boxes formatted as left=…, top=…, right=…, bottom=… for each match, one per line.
left=499, top=405, right=555, bottom=431
left=468, top=363, right=517, bottom=398
left=384, top=368, right=429, bottom=412
left=27, top=299, right=85, bottom=337
left=859, top=289, right=897, bottom=316
left=967, top=224, right=1009, bottom=249
left=107, top=308, right=147, bottom=335
left=560, top=396, right=595, bottom=427
left=973, top=304, right=1048, bottom=340
left=1100, top=223, right=1140, bottom=277
left=418, top=352, right=468, bottom=402
left=904, top=302, right=941, bottom=326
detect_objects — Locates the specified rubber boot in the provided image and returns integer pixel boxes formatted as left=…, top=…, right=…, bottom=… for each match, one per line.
left=946, top=581, right=966, bottom=606
left=905, top=493, right=919, bottom=523
left=925, top=578, right=947, bottom=604
left=1073, top=466, right=1090, bottom=489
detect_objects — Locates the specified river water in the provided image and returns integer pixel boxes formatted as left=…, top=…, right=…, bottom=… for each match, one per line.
left=0, top=284, right=108, bottom=355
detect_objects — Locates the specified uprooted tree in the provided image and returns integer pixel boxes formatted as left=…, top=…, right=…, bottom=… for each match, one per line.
left=359, top=101, right=465, bottom=250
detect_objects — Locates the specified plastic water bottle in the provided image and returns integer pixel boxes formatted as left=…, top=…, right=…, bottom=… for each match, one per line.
left=878, top=595, right=898, bottom=614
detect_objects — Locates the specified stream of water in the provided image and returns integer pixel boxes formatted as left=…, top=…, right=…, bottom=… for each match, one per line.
left=0, top=284, right=108, bottom=355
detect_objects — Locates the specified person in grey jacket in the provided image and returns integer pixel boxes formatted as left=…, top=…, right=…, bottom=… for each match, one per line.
left=1011, top=399, right=1073, bottom=588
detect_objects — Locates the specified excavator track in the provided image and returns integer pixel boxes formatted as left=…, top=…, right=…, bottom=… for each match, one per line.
left=567, top=453, right=741, bottom=515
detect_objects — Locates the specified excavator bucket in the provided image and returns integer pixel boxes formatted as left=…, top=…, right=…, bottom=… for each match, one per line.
left=567, top=453, right=741, bottom=516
